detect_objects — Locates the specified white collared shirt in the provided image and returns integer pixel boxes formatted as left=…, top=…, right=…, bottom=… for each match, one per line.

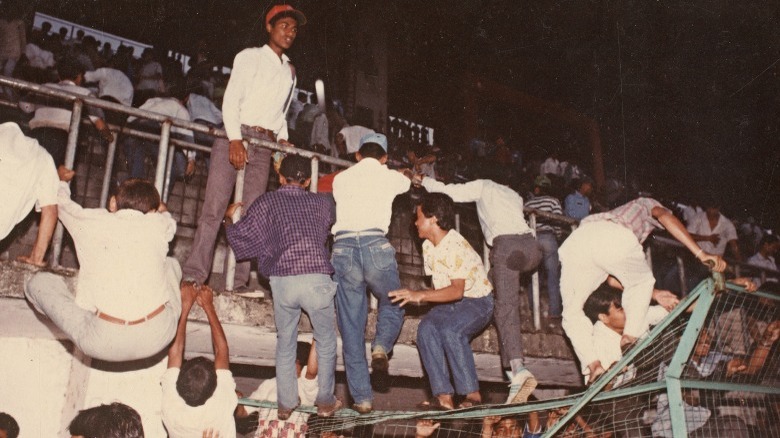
left=0, top=122, right=58, bottom=239
left=84, top=67, right=134, bottom=106
left=332, top=158, right=410, bottom=234
left=222, top=45, right=296, bottom=142
left=57, top=182, right=177, bottom=319
left=421, top=177, right=531, bottom=246
left=686, top=212, right=737, bottom=256
left=128, top=97, right=195, bottom=159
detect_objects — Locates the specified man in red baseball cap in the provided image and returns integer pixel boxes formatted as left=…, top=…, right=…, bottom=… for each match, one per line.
left=181, top=3, right=307, bottom=292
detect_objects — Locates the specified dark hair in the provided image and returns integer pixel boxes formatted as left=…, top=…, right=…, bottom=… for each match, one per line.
left=575, top=177, right=593, bottom=191
left=269, top=10, right=300, bottom=27
left=418, top=192, right=456, bottom=231
left=296, top=341, right=312, bottom=366
left=279, top=155, right=311, bottom=184
left=758, top=234, right=779, bottom=248
left=177, top=356, right=217, bottom=407
left=584, top=284, right=622, bottom=323
left=115, top=178, right=161, bottom=212
left=167, top=80, right=187, bottom=101
left=0, top=413, right=19, bottom=438
left=358, top=142, right=386, bottom=159
left=57, top=57, right=86, bottom=81
left=68, top=403, right=144, bottom=438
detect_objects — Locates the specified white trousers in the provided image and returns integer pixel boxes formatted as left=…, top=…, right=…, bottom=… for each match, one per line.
left=559, top=221, right=655, bottom=374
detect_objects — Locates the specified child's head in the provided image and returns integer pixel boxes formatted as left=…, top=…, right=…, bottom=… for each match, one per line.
left=279, top=155, right=312, bottom=186
left=492, top=416, right=522, bottom=438
left=68, top=403, right=143, bottom=438
left=0, top=413, right=19, bottom=438
left=110, top=179, right=161, bottom=213
left=176, top=356, right=217, bottom=407
left=584, top=284, right=625, bottom=333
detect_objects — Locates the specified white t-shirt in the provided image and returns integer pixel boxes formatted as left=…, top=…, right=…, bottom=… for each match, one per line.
left=161, top=368, right=238, bottom=438
left=686, top=212, right=737, bottom=256
left=747, top=252, right=778, bottom=286
left=331, top=158, right=410, bottom=234
left=0, top=122, right=59, bottom=239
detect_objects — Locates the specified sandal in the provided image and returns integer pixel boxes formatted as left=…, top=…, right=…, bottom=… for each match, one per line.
left=457, top=398, right=482, bottom=409
left=417, top=398, right=452, bottom=411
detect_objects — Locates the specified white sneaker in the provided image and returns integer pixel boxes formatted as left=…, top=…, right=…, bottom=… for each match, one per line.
left=506, top=369, right=537, bottom=404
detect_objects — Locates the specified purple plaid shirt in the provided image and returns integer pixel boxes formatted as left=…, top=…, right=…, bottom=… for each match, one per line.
left=226, top=185, right=334, bottom=277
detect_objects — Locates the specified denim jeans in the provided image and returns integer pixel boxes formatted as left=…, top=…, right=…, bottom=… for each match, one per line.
left=527, top=231, right=562, bottom=318
left=489, top=233, right=542, bottom=368
left=417, top=295, right=494, bottom=396
left=269, top=274, right=338, bottom=410
left=332, top=233, right=405, bottom=404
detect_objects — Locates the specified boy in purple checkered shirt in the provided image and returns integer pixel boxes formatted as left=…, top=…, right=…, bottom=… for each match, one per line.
left=224, top=155, right=342, bottom=419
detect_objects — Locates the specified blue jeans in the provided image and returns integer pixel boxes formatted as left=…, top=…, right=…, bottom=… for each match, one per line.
left=332, top=233, right=405, bottom=404
left=417, top=295, right=494, bottom=396
left=530, top=232, right=562, bottom=318
left=269, top=274, right=338, bottom=410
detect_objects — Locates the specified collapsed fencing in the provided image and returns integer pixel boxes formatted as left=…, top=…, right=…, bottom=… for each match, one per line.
left=235, top=277, right=779, bottom=437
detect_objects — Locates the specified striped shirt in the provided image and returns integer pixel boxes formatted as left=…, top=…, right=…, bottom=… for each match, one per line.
left=582, top=197, right=665, bottom=244
left=524, top=195, right=563, bottom=233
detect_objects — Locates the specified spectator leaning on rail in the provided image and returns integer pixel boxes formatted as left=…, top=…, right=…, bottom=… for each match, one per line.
left=24, top=177, right=182, bottom=362
left=390, top=193, right=494, bottom=411
left=410, top=164, right=542, bottom=405
left=181, top=4, right=305, bottom=292
left=0, top=122, right=62, bottom=267
left=19, top=56, right=113, bottom=167
left=331, top=132, right=411, bottom=414
left=223, top=155, right=342, bottom=419
left=563, top=177, right=593, bottom=221
left=558, top=197, right=727, bottom=384
left=747, top=234, right=779, bottom=287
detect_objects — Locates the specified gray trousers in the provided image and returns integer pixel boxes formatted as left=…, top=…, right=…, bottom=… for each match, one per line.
left=489, top=233, right=542, bottom=368
left=182, top=135, right=273, bottom=287
left=25, top=258, right=182, bottom=362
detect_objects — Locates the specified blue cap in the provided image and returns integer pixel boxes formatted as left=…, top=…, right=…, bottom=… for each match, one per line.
left=359, top=133, right=388, bottom=152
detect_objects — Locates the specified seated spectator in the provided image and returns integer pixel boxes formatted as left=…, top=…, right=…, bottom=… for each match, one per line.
left=390, top=193, right=494, bottom=410
left=235, top=341, right=320, bottom=437
left=135, top=48, right=165, bottom=96
left=68, top=402, right=144, bottom=438
left=20, top=57, right=113, bottom=167
left=563, top=177, right=593, bottom=221
left=0, top=122, right=62, bottom=267
left=747, top=234, right=779, bottom=287
left=652, top=321, right=778, bottom=437
left=24, top=178, right=181, bottom=361
left=0, top=412, right=19, bottom=438
left=161, top=283, right=237, bottom=437
left=187, top=82, right=223, bottom=146
left=124, top=82, right=195, bottom=183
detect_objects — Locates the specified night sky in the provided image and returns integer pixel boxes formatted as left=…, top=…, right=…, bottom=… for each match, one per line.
left=20, top=0, right=780, bottom=229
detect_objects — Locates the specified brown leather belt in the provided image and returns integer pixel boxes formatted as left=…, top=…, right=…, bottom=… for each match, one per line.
left=243, top=125, right=277, bottom=142
left=96, top=303, right=167, bottom=326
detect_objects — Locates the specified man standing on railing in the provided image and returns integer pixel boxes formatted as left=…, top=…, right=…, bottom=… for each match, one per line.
left=411, top=170, right=542, bottom=405
left=332, top=133, right=411, bottom=414
left=181, top=4, right=305, bottom=291
left=558, top=197, right=727, bottom=384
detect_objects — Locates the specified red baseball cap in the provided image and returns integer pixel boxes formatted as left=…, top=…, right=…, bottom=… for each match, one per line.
left=265, top=5, right=307, bottom=26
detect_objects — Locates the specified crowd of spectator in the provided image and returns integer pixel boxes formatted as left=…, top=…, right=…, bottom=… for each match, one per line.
left=1, top=4, right=778, bottom=438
